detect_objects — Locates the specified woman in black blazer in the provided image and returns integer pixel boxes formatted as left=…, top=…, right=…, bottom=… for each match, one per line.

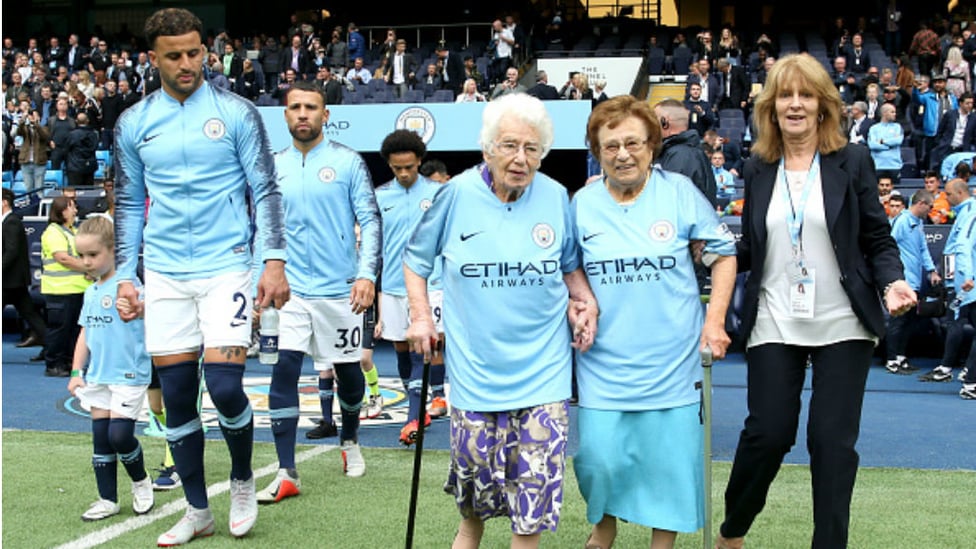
left=716, top=53, right=918, bottom=549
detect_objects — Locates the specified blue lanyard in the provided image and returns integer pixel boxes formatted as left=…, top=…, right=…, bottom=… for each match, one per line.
left=778, top=152, right=820, bottom=261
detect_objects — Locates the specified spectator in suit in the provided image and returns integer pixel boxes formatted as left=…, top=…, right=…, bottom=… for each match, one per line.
left=3, top=188, right=48, bottom=350
left=285, top=34, right=312, bottom=80
left=831, top=55, right=858, bottom=105
left=929, top=91, right=976, bottom=173
left=715, top=57, right=750, bottom=113
left=384, top=39, right=417, bottom=99
left=845, top=101, right=874, bottom=145
left=844, top=32, right=871, bottom=75
left=314, top=65, right=343, bottom=106
left=65, top=34, right=87, bottom=75
left=436, top=41, right=465, bottom=98
left=419, top=63, right=443, bottom=90
left=686, top=58, right=722, bottom=108
left=117, top=79, right=140, bottom=112
left=63, top=112, right=100, bottom=187
left=525, top=70, right=560, bottom=100
left=684, top=81, right=715, bottom=136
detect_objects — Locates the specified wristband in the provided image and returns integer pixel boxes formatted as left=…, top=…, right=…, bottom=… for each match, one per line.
left=70, top=369, right=82, bottom=378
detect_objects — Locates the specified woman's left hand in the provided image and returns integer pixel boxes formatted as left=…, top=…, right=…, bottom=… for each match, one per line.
left=885, top=280, right=918, bottom=316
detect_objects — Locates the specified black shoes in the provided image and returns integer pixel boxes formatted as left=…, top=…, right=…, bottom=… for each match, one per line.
left=305, top=420, right=338, bottom=439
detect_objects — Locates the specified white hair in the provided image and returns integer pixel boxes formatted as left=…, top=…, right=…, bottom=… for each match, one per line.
left=479, top=93, right=554, bottom=158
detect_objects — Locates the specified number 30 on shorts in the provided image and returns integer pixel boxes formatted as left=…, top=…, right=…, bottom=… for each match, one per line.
left=334, top=327, right=362, bottom=349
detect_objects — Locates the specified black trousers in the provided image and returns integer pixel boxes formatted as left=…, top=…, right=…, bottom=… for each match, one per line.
left=2, top=286, right=47, bottom=339
left=721, top=339, right=873, bottom=548
left=43, top=292, right=84, bottom=372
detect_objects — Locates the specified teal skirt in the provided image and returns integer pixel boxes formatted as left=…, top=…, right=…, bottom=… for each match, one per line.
left=573, top=404, right=704, bottom=532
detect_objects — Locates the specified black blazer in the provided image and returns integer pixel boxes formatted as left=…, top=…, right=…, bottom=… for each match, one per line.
left=3, top=212, right=32, bottom=289
left=736, top=144, right=904, bottom=339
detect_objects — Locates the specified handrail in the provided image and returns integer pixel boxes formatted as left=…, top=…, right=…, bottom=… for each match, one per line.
left=360, top=22, right=494, bottom=51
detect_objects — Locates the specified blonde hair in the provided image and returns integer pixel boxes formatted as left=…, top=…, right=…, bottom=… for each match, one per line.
left=751, top=53, right=847, bottom=163
left=77, top=215, right=115, bottom=251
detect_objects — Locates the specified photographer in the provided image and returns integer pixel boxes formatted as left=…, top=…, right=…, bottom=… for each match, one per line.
left=15, top=108, right=51, bottom=193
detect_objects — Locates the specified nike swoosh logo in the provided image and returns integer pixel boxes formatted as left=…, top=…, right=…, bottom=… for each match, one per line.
left=582, top=233, right=602, bottom=242
left=382, top=206, right=394, bottom=212
left=343, top=348, right=356, bottom=354
left=121, top=402, right=132, bottom=407
left=460, top=231, right=483, bottom=242
left=230, top=517, right=254, bottom=530
left=142, top=134, right=161, bottom=143
left=230, top=320, right=247, bottom=327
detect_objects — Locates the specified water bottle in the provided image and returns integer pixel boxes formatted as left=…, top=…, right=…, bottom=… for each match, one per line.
left=259, top=306, right=279, bottom=364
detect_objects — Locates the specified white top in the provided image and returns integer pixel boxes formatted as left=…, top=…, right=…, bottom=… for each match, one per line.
left=749, top=167, right=875, bottom=348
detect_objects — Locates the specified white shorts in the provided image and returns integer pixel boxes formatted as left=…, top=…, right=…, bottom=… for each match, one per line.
left=280, top=294, right=364, bottom=371
left=144, top=269, right=253, bottom=355
left=76, top=383, right=147, bottom=420
left=379, top=290, right=443, bottom=341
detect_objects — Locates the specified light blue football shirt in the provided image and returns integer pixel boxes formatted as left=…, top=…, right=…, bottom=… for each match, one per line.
left=267, top=139, right=380, bottom=298
left=404, top=164, right=579, bottom=412
left=78, top=275, right=152, bottom=386
left=114, top=80, right=285, bottom=282
left=374, top=175, right=443, bottom=295
left=572, top=169, right=736, bottom=410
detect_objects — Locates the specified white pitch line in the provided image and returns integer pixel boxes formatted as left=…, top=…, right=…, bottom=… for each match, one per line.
left=55, top=444, right=336, bottom=549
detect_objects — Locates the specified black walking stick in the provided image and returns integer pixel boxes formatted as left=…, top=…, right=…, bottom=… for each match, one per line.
left=405, top=350, right=432, bottom=549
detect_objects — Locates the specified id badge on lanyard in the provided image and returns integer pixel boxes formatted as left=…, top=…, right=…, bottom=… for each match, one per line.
left=780, top=154, right=820, bottom=318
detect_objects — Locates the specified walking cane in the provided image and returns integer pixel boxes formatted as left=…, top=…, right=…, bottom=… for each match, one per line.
left=701, top=344, right=714, bottom=549
left=405, top=350, right=432, bottom=549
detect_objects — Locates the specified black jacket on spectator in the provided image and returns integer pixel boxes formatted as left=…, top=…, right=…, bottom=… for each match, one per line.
left=658, top=129, right=717, bottom=206
left=64, top=124, right=99, bottom=175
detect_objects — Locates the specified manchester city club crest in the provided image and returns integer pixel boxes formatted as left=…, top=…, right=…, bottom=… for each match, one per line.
left=318, top=167, right=336, bottom=183
left=649, top=220, right=676, bottom=242
left=532, top=223, right=555, bottom=248
left=203, top=118, right=226, bottom=140
left=419, top=198, right=432, bottom=211
left=100, top=295, right=113, bottom=309
left=395, top=107, right=435, bottom=144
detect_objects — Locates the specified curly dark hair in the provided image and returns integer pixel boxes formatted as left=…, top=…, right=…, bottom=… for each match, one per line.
left=380, top=129, right=426, bottom=161
left=145, top=8, right=203, bottom=49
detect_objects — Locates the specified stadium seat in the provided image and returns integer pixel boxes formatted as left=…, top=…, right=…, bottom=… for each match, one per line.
left=94, top=150, right=111, bottom=180
left=370, top=90, right=395, bottom=103
left=429, top=89, right=455, bottom=103
left=646, top=52, right=666, bottom=75
left=401, top=89, right=425, bottom=103
left=44, top=169, right=64, bottom=188
left=342, top=89, right=363, bottom=105
left=367, top=79, right=390, bottom=98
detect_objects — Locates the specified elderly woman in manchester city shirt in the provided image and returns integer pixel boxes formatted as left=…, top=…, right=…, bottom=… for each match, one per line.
left=403, top=93, right=599, bottom=549
left=571, top=94, right=737, bottom=549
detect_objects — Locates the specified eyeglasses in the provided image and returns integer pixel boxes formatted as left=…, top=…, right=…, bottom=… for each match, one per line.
left=493, top=141, right=542, bottom=159
left=601, top=138, right=648, bottom=156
